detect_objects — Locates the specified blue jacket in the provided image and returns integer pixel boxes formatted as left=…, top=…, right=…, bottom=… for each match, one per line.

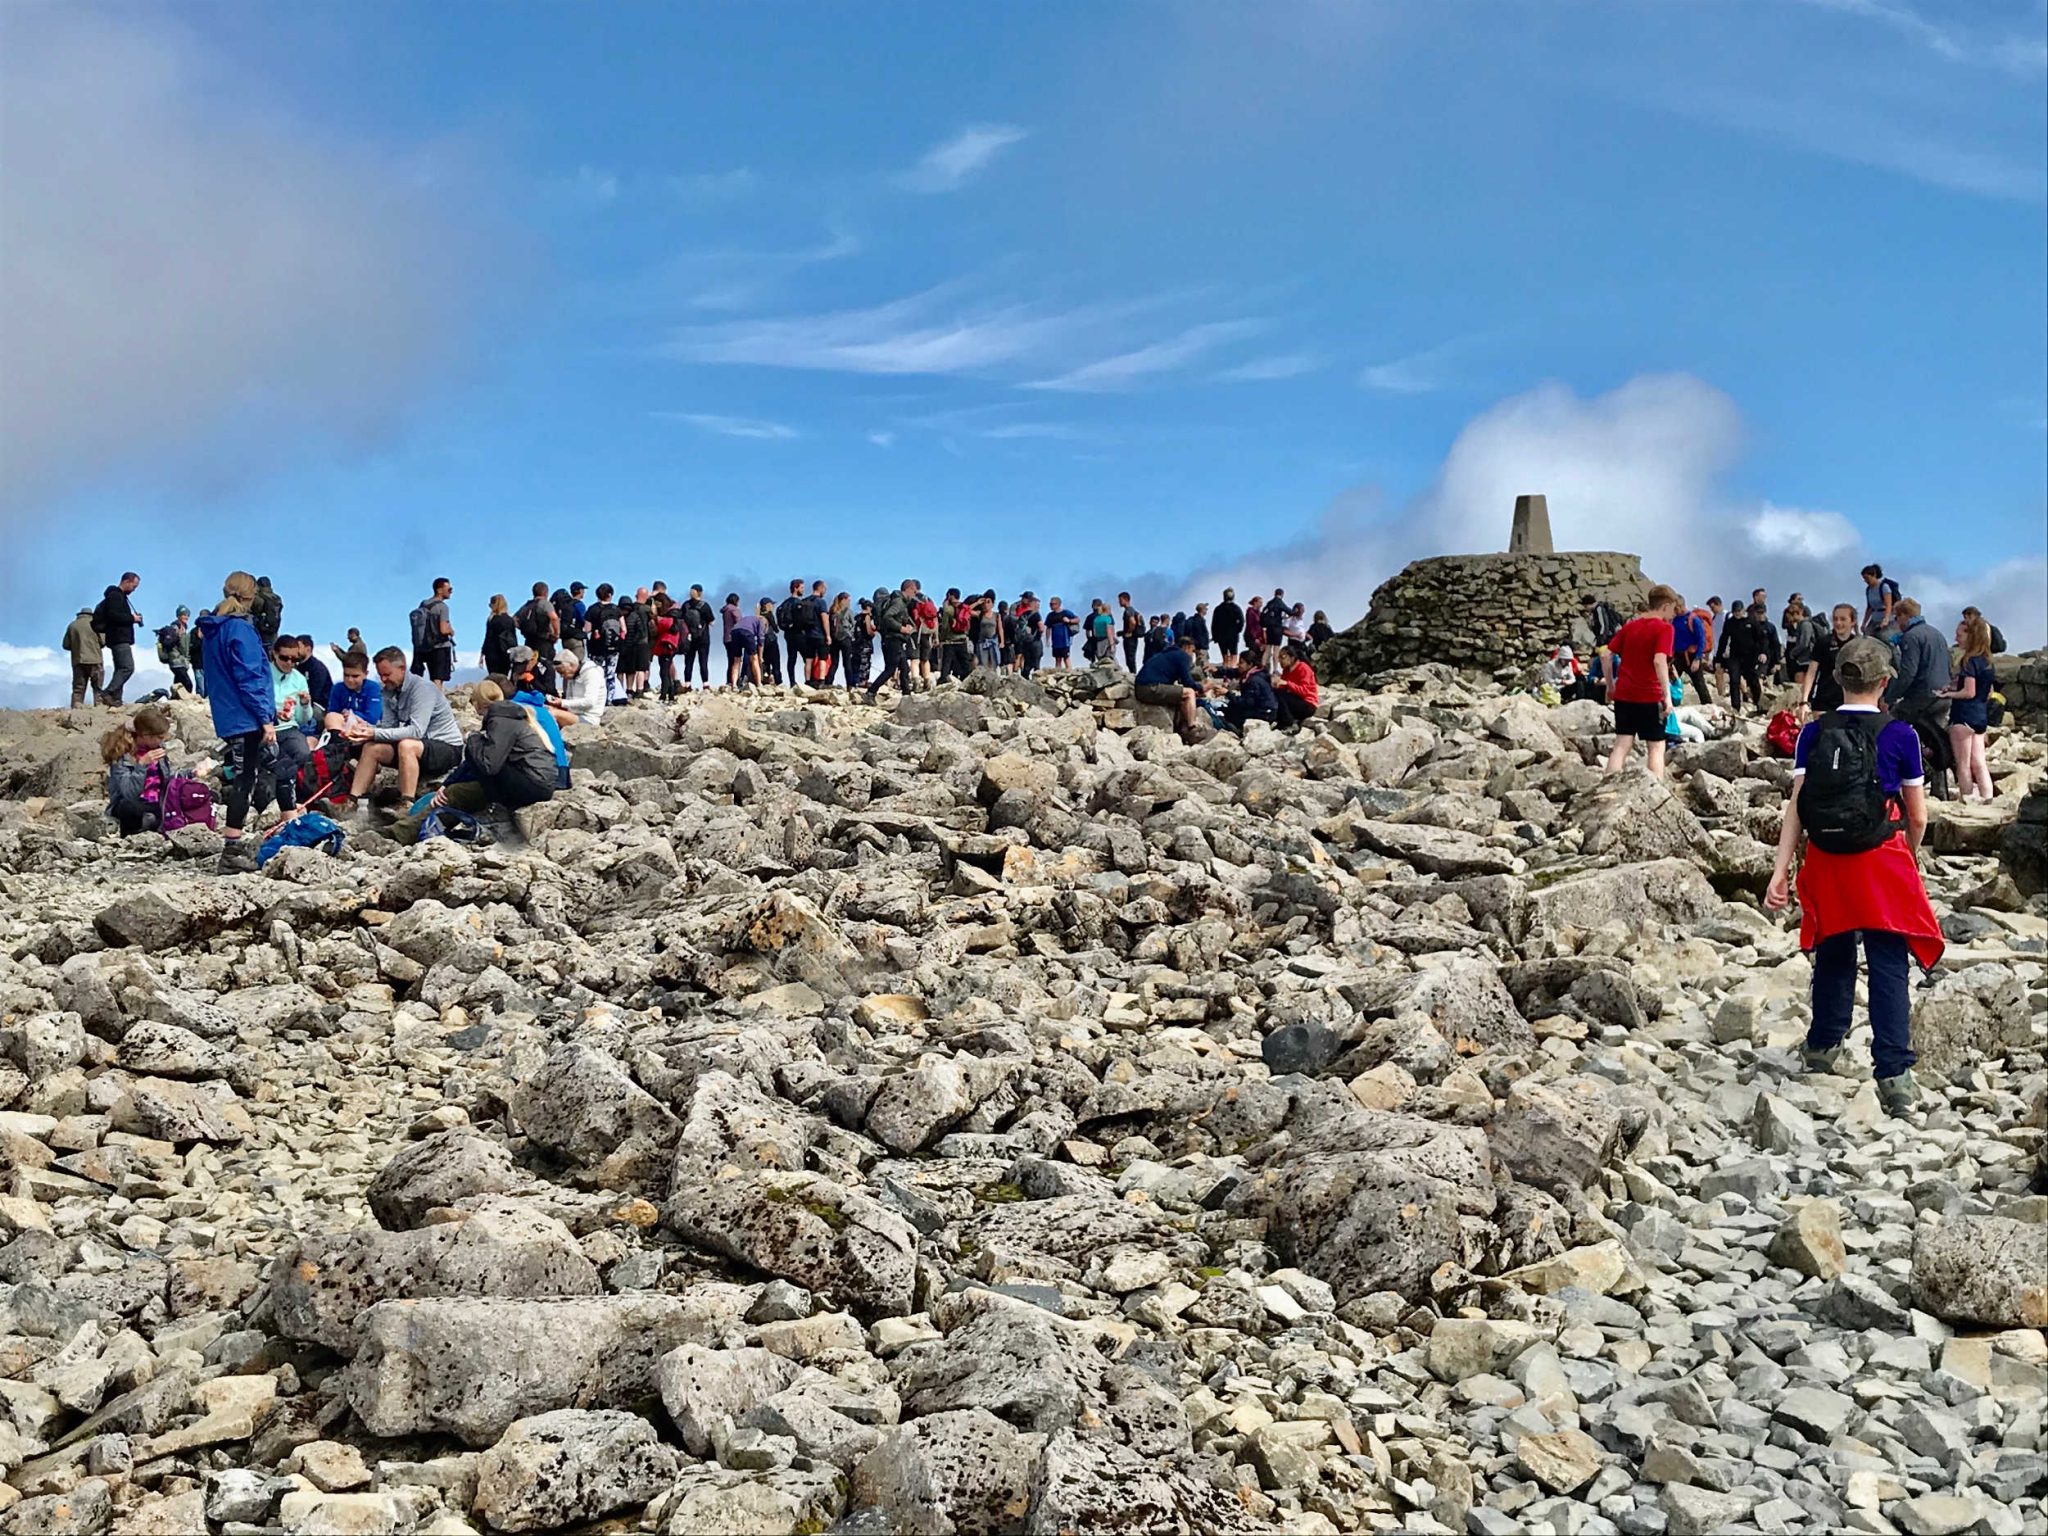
left=1136, top=647, right=1197, bottom=689
left=195, top=612, right=273, bottom=739
left=514, top=689, right=573, bottom=786
left=1671, top=612, right=1706, bottom=657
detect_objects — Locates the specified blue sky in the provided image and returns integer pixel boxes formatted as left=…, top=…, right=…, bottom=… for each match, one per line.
left=2, top=0, right=2043, bottom=701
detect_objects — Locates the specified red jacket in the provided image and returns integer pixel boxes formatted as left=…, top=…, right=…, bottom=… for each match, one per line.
left=1275, top=659, right=1319, bottom=709
left=652, top=614, right=682, bottom=658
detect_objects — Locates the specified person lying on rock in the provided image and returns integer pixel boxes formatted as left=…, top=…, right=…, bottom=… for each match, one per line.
left=391, top=679, right=560, bottom=842
left=1765, top=636, right=1942, bottom=1117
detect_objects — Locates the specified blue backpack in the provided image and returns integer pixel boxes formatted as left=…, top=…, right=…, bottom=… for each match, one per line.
left=418, top=806, right=491, bottom=846
left=257, top=811, right=346, bottom=865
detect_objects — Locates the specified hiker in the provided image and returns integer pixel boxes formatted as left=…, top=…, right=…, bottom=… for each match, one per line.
left=1604, top=584, right=1680, bottom=779
left=1887, top=598, right=1953, bottom=793
left=1117, top=593, right=1143, bottom=671
left=938, top=589, right=970, bottom=681
left=1670, top=597, right=1712, bottom=705
left=734, top=601, right=769, bottom=690
left=1861, top=564, right=1901, bottom=638
left=391, top=679, right=560, bottom=843
left=1937, top=617, right=1998, bottom=802
left=553, top=649, right=607, bottom=726
left=1142, top=612, right=1170, bottom=666
left=1715, top=600, right=1781, bottom=715
left=755, top=599, right=783, bottom=686
left=681, top=585, right=715, bottom=687
left=847, top=597, right=876, bottom=689
left=584, top=583, right=626, bottom=702
left=553, top=586, right=585, bottom=659
left=411, top=577, right=457, bottom=692
left=1013, top=593, right=1044, bottom=679
left=1800, top=603, right=1858, bottom=718
left=155, top=608, right=197, bottom=694
left=93, top=573, right=143, bottom=706
left=722, top=593, right=747, bottom=688
left=103, top=706, right=175, bottom=836
left=291, top=636, right=333, bottom=714
left=1272, top=643, right=1319, bottom=728
left=1134, top=634, right=1204, bottom=742
left=482, top=594, right=518, bottom=676
left=1207, top=653, right=1280, bottom=734
left=517, top=582, right=560, bottom=663
left=63, top=607, right=104, bottom=709
left=323, top=651, right=384, bottom=732
left=808, top=580, right=835, bottom=685
left=778, top=581, right=809, bottom=687
left=1538, top=646, right=1582, bottom=696
left=1765, top=636, right=1942, bottom=1116
left=196, top=573, right=281, bottom=874
left=1244, top=596, right=1264, bottom=663
left=1184, top=603, right=1212, bottom=661
left=339, top=647, right=466, bottom=807
left=329, top=629, right=368, bottom=667
left=824, top=593, right=852, bottom=685
left=1047, top=597, right=1076, bottom=670
left=267, top=635, right=314, bottom=820
left=1960, top=605, right=2007, bottom=655
left=1305, top=609, right=1334, bottom=657
left=1213, top=589, right=1244, bottom=666
left=866, top=582, right=917, bottom=701
left=250, top=577, right=285, bottom=650
left=973, top=592, right=1002, bottom=673
left=508, top=659, right=574, bottom=788
left=1261, top=589, right=1289, bottom=663
left=1782, top=600, right=1820, bottom=686
left=652, top=595, right=685, bottom=702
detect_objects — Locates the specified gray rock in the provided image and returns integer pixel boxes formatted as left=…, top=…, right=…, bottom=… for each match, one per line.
left=1024, top=1428, right=1258, bottom=1535
left=365, top=1128, right=523, bottom=1230
left=665, top=1170, right=920, bottom=1319
left=1492, top=1076, right=1625, bottom=1195
left=1912, top=1215, right=2048, bottom=1328
left=898, top=1305, right=1103, bottom=1432
left=655, top=1345, right=802, bottom=1458
left=849, top=1408, right=1035, bottom=1536
left=473, top=1410, right=678, bottom=1533
left=346, top=1295, right=712, bottom=1446
left=1772, top=1386, right=1853, bottom=1441
left=512, top=1042, right=681, bottom=1190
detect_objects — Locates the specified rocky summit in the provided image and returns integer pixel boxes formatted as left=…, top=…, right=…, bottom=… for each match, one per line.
left=0, top=665, right=2043, bottom=1536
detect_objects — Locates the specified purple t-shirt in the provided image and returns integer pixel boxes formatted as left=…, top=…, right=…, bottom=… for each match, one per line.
left=1791, top=706, right=1924, bottom=797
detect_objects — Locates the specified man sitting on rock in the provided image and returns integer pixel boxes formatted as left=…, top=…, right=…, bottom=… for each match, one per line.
left=390, top=680, right=560, bottom=842
left=1134, top=634, right=1204, bottom=742
left=551, top=649, right=606, bottom=728
left=338, top=647, right=466, bottom=808
left=1765, top=636, right=1942, bottom=1116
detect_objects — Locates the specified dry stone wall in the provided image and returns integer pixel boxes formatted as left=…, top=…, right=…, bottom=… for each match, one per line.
left=1320, top=550, right=1649, bottom=681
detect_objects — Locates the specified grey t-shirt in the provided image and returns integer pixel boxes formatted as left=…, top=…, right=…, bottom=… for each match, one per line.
left=425, top=598, right=453, bottom=651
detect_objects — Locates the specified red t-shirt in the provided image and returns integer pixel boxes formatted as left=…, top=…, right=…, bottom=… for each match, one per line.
left=1611, top=615, right=1675, bottom=703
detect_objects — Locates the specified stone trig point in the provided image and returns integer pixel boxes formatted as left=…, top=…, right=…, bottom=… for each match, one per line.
left=1508, top=493, right=1553, bottom=556
left=1318, top=495, right=1653, bottom=680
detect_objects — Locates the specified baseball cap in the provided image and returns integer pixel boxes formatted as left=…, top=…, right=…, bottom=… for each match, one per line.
left=508, top=646, right=535, bottom=669
left=1835, top=636, right=1896, bottom=690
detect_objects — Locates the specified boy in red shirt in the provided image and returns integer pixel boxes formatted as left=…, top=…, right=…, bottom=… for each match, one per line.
left=1603, top=585, right=1679, bottom=779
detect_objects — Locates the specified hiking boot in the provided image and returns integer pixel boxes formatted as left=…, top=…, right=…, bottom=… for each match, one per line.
left=216, top=840, right=259, bottom=875
left=1800, top=1044, right=1852, bottom=1076
left=1877, top=1070, right=1920, bottom=1116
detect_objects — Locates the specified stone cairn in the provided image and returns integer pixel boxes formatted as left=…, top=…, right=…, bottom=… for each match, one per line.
left=1319, top=497, right=1650, bottom=681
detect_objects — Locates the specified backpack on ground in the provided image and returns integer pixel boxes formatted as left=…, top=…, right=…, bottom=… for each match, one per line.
left=418, top=806, right=492, bottom=846
left=1988, top=692, right=2006, bottom=728
left=297, top=742, right=351, bottom=806
left=1797, top=711, right=1897, bottom=854
left=159, top=774, right=216, bottom=833
left=1765, top=709, right=1801, bottom=758
left=258, top=810, right=346, bottom=864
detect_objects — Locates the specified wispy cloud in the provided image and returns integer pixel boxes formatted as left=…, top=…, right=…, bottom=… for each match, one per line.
left=1785, top=0, right=2048, bottom=75
left=896, top=124, right=1030, bottom=193
left=658, top=411, right=799, bottom=440
left=1214, top=352, right=1323, bottom=383
left=866, top=430, right=897, bottom=449
left=666, top=286, right=1100, bottom=378
left=1029, top=319, right=1265, bottom=392
left=980, top=421, right=1092, bottom=440
left=1360, top=337, right=1472, bottom=395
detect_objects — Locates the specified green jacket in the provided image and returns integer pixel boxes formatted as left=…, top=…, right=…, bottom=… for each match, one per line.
left=63, top=612, right=103, bottom=666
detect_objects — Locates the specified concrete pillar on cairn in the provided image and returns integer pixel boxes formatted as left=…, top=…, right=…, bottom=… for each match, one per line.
left=1509, top=494, right=1553, bottom=556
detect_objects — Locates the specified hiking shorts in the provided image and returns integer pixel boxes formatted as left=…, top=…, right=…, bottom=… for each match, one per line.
left=1136, top=683, right=1187, bottom=709
left=419, top=738, right=462, bottom=781
left=1612, top=699, right=1664, bottom=739
left=423, top=647, right=454, bottom=683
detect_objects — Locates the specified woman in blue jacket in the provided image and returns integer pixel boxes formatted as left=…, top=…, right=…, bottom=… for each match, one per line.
left=195, top=572, right=277, bottom=874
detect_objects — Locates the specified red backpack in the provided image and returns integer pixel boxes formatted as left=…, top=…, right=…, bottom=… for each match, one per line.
left=1765, top=709, right=1801, bottom=758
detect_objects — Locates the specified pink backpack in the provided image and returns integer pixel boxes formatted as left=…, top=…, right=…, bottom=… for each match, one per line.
left=159, top=774, right=217, bottom=832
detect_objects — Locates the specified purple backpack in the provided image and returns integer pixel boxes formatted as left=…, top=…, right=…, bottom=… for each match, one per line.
left=159, top=774, right=217, bottom=833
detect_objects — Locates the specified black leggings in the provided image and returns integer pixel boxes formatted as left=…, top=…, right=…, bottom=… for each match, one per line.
left=1729, top=661, right=1765, bottom=713
left=223, top=731, right=266, bottom=833
left=867, top=636, right=911, bottom=697
left=685, top=637, right=712, bottom=684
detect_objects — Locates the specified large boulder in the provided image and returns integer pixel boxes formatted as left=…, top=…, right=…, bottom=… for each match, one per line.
left=346, top=1295, right=712, bottom=1445
left=512, top=1043, right=681, bottom=1190
left=849, top=1409, right=1036, bottom=1536
left=473, top=1410, right=678, bottom=1533
left=665, top=1170, right=920, bottom=1319
left=365, top=1128, right=524, bottom=1230
left=1574, top=772, right=1712, bottom=864
left=1910, top=965, right=2035, bottom=1082
left=1490, top=1076, right=1627, bottom=1196
left=1913, top=1216, right=2048, bottom=1328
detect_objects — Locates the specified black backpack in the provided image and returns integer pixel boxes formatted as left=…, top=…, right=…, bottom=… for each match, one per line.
left=623, top=604, right=648, bottom=645
left=251, top=587, right=283, bottom=644
left=517, top=600, right=553, bottom=646
left=1798, top=711, right=1897, bottom=854
left=1589, top=601, right=1622, bottom=648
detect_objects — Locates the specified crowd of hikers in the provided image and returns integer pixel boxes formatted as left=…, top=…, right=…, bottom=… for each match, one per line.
left=84, top=569, right=1334, bottom=872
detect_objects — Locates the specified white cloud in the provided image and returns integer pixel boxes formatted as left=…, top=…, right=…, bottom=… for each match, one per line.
left=1170, top=372, right=2047, bottom=649
left=1029, top=320, right=1265, bottom=392
left=1785, top=0, right=2048, bottom=75
left=1747, top=503, right=1861, bottom=560
left=1360, top=338, right=1475, bottom=395
left=660, top=412, right=799, bottom=440
left=0, top=643, right=173, bottom=711
left=0, top=11, right=471, bottom=521
left=866, top=431, right=897, bottom=449
left=1215, top=352, right=1323, bottom=382
left=895, top=124, right=1029, bottom=193
left=980, top=422, right=1092, bottom=440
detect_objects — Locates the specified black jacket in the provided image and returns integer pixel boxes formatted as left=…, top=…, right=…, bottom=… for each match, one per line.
left=1184, top=613, right=1211, bottom=650
left=93, top=586, right=137, bottom=647
left=1716, top=615, right=1781, bottom=670
left=1212, top=600, right=1243, bottom=643
left=464, top=701, right=558, bottom=808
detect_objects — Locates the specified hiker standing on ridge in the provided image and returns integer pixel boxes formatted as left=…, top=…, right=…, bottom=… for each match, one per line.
left=681, top=585, right=715, bottom=689
left=64, top=606, right=104, bottom=709
left=411, top=577, right=457, bottom=692
left=93, top=572, right=142, bottom=707
left=196, top=573, right=279, bottom=875
left=1213, top=589, right=1244, bottom=666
